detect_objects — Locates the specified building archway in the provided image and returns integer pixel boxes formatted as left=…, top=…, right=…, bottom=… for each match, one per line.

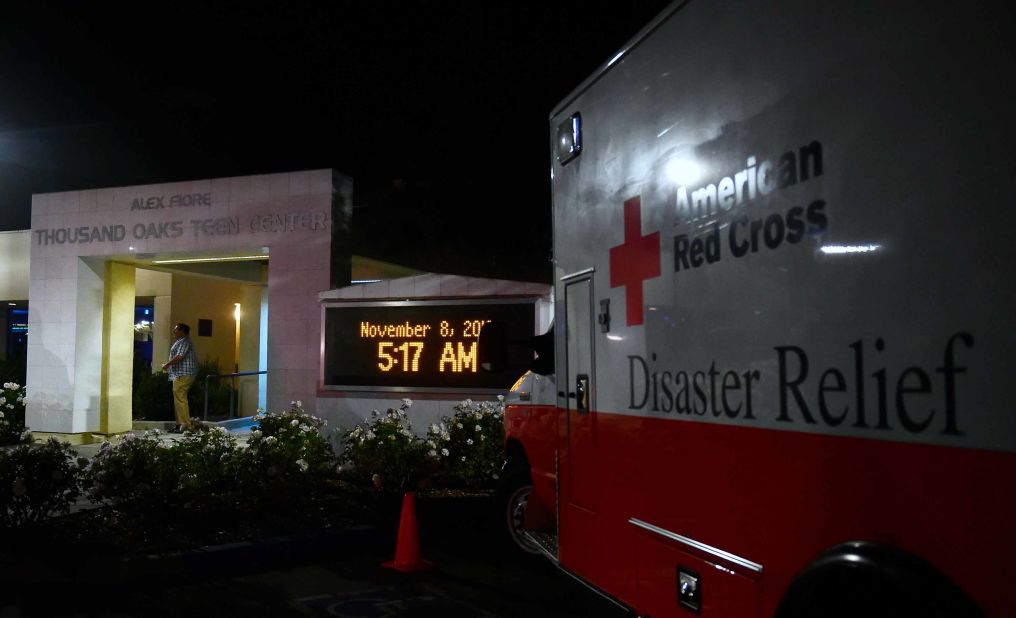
left=26, top=170, right=347, bottom=442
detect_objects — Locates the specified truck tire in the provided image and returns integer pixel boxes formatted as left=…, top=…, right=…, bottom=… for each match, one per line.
left=775, top=542, right=981, bottom=618
left=496, top=466, right=542, bottom=555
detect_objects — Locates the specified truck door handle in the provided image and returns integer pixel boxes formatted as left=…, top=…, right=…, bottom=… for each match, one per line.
left=576, top=374, right=589, bottom=412
left=559, top=376, right=590, bottom=412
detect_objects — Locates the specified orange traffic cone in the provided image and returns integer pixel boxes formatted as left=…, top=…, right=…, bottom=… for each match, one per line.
left=382, top=492, right=433, bottom=572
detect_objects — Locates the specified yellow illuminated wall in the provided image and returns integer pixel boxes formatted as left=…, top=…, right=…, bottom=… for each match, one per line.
left=168, top=273, right=262, bottom=378
left=100, top=262, right=136, bottom=434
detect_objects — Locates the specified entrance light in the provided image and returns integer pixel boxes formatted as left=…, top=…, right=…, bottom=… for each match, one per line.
left=152, top=255, right=269, bottom=265
left=234, top=303, right=241, bottom=322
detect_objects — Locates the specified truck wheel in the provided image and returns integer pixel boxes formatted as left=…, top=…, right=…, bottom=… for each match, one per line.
left=776, top=542, right=981, bottom=618
left=497, top=469, right=542, bottom=555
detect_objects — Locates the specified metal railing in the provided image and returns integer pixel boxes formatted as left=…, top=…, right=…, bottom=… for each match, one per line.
left=202, top=370, right=267, bottom=421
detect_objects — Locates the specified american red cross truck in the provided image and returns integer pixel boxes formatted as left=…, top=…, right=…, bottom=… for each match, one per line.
left=497, top=1, right=1016, bottom=616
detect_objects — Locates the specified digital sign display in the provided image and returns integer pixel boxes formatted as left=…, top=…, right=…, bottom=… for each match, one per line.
left=322, top=300, right=537, bottom=391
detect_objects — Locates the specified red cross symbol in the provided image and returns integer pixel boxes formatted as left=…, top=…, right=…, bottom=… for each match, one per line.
left=609, top=196, right=660, bottom=326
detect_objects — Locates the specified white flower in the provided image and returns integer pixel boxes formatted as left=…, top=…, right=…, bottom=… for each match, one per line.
left=497, top=394, right=505, bottom=402
left=466, top=438, right=474, bottom=445
left=0, top=412, right=4, bottom=419
left=455, top=422, right=463, bottom=429
left=296, top=458, right=308, bottom=471
left=441, top=448, right=449, bottom=456
left=265, top=436, right=278, bottom=445
left=290, top=419, right=299, bottom=426
left=6, top=404, right=12, bottom=410
left=402, top=398, right=413, bottom=407
left=426, top=440, right=436, bottom=449
left=475, top=425, right=482, bottom=432
left=365, top=431, right=375, bottom=440
left=251, top=429, right=262, bottom=439
left=492, top=473, right=499, bottom=480
left=480, top=435, right=486, bottom=441
left=460, top=456, right=466, bottom=462
left=428, top=449, right=438, bottom=458
left=300, top=424, right=312, bottom=433
left=0, top=397, right=6, bottom=405
left=295, top=400, right=302, bottom=408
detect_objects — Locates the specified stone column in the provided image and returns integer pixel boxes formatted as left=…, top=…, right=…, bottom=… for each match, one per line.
left=99, top=261, right=135, bottom=434
left=153, top=294, right=172, bottom=372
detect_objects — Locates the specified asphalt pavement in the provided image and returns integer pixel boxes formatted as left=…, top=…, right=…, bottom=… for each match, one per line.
left=0, top=498, right=632, bottom=618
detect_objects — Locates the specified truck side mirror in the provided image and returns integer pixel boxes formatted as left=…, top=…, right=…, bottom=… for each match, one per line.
left=478, top=321, right=507, bottom=372
left=530, top=330, right=554, bottom=376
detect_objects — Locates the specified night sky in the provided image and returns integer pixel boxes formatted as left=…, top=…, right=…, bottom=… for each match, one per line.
left=0, top=1, right=672, bottom=282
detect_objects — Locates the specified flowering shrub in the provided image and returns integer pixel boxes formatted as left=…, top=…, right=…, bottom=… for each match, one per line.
left=171, top=426, right=246, bottom=517
left=81, top=431, right=184, bottom=521
left=338, top=399, right=430, bottom=494
left=241, top=401, right=335, bottom=504
left=0, top=439, right=84, bottom=528
left=426, top=397, right=505, bottom=489
left=0, top=382, right=29, bottom=446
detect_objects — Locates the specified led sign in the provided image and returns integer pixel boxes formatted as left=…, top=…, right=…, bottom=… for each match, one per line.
left=322, top=300, right=536, bottom=391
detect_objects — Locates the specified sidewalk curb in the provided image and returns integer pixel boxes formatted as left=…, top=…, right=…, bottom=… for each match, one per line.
left=4, top=524, right=377, bottom=584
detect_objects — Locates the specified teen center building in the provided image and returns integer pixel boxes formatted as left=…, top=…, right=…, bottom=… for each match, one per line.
left=3, top=169, right=549, bottom=443
left=12, top=170, right=375, bottom=442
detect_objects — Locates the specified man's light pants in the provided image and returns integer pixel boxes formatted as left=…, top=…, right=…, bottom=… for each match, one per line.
left=172, top=375, right=196, bottom=426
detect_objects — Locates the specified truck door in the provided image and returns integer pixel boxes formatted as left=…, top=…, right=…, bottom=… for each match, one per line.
left=563, top=271, right=597, bottom=513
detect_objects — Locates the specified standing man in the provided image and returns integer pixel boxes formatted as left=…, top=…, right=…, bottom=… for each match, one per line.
left=162, top=323, right=199, bottom=432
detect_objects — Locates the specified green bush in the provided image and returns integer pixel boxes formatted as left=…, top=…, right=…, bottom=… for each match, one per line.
left=132, top=371, right=174, bottom=421
left=426, top=398, right=505, bottom=489
left=190, top=359, right=239, bottom=420
left=85, top=402, right=339, bottom=534
left=132, top=359, right=239, bottom=421
left=242, top=402, right=335, bottom=506
left=338, top=399, right=431, bottom=495
left=81, top=431, right=183, bottom=523
left=0, top=382, right=29, bottom=446
left=170, top=427, right=248, bottom=521
left=0, top=439, right=84, bottom=529
left=82, top=428, right=258, bottom=526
